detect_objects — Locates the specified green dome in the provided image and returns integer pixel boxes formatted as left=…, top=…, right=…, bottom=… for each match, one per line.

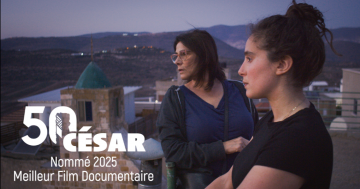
left=75, top=62, right=112, bottom=89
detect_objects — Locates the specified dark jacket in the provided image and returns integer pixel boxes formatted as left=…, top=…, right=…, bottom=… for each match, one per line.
left=156, top=80, right=258, bottom=174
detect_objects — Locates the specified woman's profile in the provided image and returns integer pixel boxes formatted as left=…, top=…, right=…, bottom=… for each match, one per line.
left=157, top=30, right=258, bottom=188
left=207, top=0, right=340, bottom=188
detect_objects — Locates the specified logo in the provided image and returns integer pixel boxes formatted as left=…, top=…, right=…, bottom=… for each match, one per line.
left=22, top=106, right=145, bottom=152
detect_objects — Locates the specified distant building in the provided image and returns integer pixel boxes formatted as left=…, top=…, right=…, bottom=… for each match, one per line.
left=18, top=85, right=141, bottom=126
left=18, top=86, right=69, bottom=135
left=155, top=77, right=178, bottom=102
left=123, top=86, right=142, bottom=123
left=338, top=68, right=360, bottom=129
left=303, top=81, right=328, bottom=91
left=45, top=61, right=139, bottom=189
left=18, top=61, right=140, bottom=126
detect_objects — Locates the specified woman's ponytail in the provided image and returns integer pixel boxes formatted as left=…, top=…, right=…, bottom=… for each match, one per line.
left=286, top=0, right=342, bottom=56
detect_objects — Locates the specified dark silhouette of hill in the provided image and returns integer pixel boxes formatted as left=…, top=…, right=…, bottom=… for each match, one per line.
left=1, top=37, right=90, bottom=51
left=70, top=26, right=360, bottom=50
left=316, top=41, right=360, bottom=86
left=331, top=27, right=360, bottom=43
left=201, top=25, right=360, bottom=49
left=0, top=47, right=177, bottom=117
left=201, top=25, right=360, bottom=50
left=2, top=25, right=359, bottom=60
left=1, top=31, right=244, bottom=59
left=76, top=26, right=360, bottom=44
left=200, top=25, right=249, bottom=49
left=326, top=41, right=360, bottom=62
left=1, top=47, right=176, bottom=87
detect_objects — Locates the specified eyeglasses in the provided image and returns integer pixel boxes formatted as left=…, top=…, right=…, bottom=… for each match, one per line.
left=170, top=50, right=191, bottom=64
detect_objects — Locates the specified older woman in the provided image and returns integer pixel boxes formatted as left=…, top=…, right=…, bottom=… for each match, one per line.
left=207, top=1, right=340, bottom=188
left=157, top=30, right=257, bottom=188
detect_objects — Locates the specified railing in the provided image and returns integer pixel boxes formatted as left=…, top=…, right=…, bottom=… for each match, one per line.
left=128, top=112, right=159, bottom=139
left=1, top=121, right=27, bottom=144
left=129, top=90, right=359, bottom=134
left=255, top=91, right=360, bottom=131
left=304, top=90, right=360, bottom=131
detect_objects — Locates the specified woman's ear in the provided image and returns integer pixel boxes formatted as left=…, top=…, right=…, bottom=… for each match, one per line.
left=276, top=55, right=293, bottom=76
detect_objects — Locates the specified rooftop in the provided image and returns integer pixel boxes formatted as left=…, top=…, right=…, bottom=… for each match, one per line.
left=310, top=81, right=328, bottom=86
left=124, top=86, right=142, bottom=95
left=18, top=86, right=69, bottom=103
left=75, top=61, right=112, bottom=89
left=343, top=68, right=360, bottom=74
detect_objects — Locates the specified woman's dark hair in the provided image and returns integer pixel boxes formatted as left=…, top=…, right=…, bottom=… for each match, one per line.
left=174, top=29, right=225, bottom=91
left=250, top=0, right=341, bottom=88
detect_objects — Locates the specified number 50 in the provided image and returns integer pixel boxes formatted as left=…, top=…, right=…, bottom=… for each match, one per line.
left=22, top=106, right=77, bottom=146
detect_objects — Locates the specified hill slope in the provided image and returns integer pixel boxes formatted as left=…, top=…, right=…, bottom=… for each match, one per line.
left=2, top=25, right=359, bottom=60
left=1, top=31, right=244, bottom=59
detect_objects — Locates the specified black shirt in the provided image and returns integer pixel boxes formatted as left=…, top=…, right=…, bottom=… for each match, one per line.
left=232, top=103, right=333, bottom=188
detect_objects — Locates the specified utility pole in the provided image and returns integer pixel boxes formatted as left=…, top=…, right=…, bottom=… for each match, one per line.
left=91, top=34, right=94, bottom=62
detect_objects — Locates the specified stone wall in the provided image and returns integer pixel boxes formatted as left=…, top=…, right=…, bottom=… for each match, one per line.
left=1, top=157, right=47, bottom=189
left=41, top=86, right=139, bottom=189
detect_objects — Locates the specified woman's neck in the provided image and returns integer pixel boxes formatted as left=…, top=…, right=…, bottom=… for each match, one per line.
left=185, top=78, right=219, bottom=92
left=185, top=71, right=211, bottom=90
left=268, top=86, right=309, bottom=122
left=185, top=78, right=224, bottom=108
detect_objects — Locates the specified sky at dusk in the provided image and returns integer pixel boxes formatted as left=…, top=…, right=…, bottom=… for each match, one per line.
left=1, top=0, right=360, bottom=39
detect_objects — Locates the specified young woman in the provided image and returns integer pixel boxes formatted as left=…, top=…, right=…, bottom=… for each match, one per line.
left=207, top=1, right=341, bottom=188
left=157, top=30, right=258, bottom=188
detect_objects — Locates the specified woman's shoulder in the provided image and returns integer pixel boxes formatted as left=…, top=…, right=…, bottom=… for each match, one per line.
left=164, top=85, right=181, bottom=96
left=167, top=85, right=181, bottom=92
left=160, top=85, right=183, bottom=106
left=288, top=103, right=326, bottom=130
left=273, top=105, right=332, bottom=148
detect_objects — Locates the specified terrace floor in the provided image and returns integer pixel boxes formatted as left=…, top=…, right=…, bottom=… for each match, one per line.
left=330, top=131, right=360, bottom=189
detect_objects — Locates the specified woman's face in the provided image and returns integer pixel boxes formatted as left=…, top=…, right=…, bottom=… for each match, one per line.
left=238, top=36, right=279, bottom=99
left=175, top=42, right=198, bottom=81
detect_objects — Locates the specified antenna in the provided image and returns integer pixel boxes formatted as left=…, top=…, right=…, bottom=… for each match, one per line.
left=91, top=34, right=94, bottom=62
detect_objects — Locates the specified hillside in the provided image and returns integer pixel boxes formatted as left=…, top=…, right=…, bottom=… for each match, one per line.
left=2, top=25, right=359, bottom=59
left=203, top=25, right=360, bottom=50
left=1, top=25, right=360, bottom=117
left=201, top=25, right=249, bottom=49
left=78, top=32, right=150, bottom=39
left=326, top=41, right=360, bottom=62
left=331, top=27, right=360, bottom=43
left=1, top=32, right=244, bottom=59
left=0, top=47, right=176, bottom=117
